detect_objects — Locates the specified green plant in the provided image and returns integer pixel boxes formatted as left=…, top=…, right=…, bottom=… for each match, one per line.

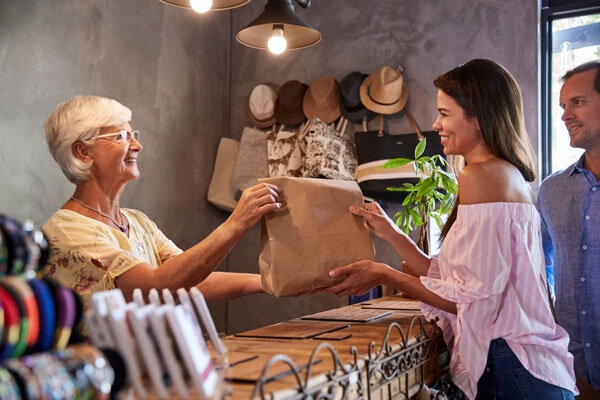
left=382, top=138, right=458, bottom=253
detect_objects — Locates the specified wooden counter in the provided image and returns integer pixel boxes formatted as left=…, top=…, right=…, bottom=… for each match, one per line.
left=145, top=296, right=449, bottom=399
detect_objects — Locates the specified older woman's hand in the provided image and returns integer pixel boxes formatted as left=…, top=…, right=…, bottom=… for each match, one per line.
left=324, top=260, right=394, bottom=297
left=228, top=183, right=282, bottom=232
left=350, top=202, right=402, bottom=241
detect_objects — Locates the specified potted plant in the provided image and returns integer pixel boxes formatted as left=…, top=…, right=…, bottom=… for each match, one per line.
left=382, top=138, right=458, bottom=255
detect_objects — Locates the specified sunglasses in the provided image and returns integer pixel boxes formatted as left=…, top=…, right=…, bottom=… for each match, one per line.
left=96, top=129, right=141, bottom=143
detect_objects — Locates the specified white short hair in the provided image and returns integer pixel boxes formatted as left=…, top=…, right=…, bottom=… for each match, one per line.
left=45, top=95, right=132, bottom=184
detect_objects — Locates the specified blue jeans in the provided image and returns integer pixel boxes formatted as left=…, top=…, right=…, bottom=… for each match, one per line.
left=475, top=338, right=574, bottom=400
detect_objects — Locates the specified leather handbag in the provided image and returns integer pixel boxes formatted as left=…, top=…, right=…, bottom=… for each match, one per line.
left=267, top=124, right=307, bottom=177
left=207, top=138, right=239, bottom=212
left=230, top=127, right=269, bottom=200
left=355, top=111, right=444, bottom=201
left=303, top=116, right=357, bottom=181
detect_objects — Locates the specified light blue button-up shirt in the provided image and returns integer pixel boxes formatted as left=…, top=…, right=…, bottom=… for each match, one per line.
left=537, top=154, right=600, bottom=389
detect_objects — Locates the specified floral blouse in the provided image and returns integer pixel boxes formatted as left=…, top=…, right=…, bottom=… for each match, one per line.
left=42, top=208, right=182, bottom=310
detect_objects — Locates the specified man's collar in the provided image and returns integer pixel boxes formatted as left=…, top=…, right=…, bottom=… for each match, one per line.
left=569, top=153, right=587, bottom=176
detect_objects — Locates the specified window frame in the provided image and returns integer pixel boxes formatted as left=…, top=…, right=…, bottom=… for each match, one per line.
left=540, top=0, right=600, bottom=178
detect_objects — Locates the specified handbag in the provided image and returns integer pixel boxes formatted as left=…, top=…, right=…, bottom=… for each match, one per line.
left=230, top=127, right=269, bottom=200
left=355, top=111, right=444, bottom=201
left=267, top=124, right=307, bottom=177
left=207, top=138, right=239, bottom=212
left=303, top=116, right=357, bottom=181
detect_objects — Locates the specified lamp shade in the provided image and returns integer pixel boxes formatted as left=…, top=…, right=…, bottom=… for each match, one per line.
left=237, top=0, right=321, bottom=51
left=158, top=0, right=251, bottom=11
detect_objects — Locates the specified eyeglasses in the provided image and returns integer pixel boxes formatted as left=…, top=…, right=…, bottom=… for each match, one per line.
left=96, top=129, right=141, bottom=143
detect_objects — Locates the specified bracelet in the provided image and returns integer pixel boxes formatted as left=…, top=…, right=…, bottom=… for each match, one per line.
left=0, top=228, right=8, bottom=275
left=27, top=278, right=56, bottom=352
left=71, top=344, right=115, bottom=397
left=0, top=366, right=21, bottom=399
left=0, top=286, right=21, bottom=361
left=0, top=281, right=29, bottom=358
left=0, top=215, right=29, bottom=275
left=21, top=352, right=76, bottom=399
left=4, top=276, right=39, bottom=348
left=4, top=357, right=43, bottom=399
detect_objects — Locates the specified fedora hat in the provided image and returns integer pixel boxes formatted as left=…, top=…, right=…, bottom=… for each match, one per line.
left=303, top=76, right=341, bottom=124
left=340, top=71, right=376, bottom=122
left=275, top=80, right=308, bottom=126
left=246, top=83, right=279, bottom=128
left=360, top=66, right=408, bottom=114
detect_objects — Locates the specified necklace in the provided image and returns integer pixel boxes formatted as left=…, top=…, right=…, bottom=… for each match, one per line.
left=70, top=197, right=127, bottom=232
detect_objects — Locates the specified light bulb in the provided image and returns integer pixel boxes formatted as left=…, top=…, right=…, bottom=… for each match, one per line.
left=268, top=26, right=287, bottom=54
left=189, top=0, right=212, bottom=13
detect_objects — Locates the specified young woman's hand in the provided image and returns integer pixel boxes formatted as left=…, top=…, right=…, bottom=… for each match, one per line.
left=324, top=260, right=393, bottom=297
left=349, top=202, right=402, bottom=241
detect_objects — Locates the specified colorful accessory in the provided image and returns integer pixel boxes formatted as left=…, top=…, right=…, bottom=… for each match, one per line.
left=0, top=282, right=29, bottom=358
left=0, top=228, right=8, bottom=275
left=4, top=277, right=39, bottom=348
left=52, top=287, right=75, bottom=350
left=70, top=197, right=127, bottom=233
left=21, top=353, right=76, bottom=399
left=27, top=279, right=55, bottom=352
left=0, top=286, right=20, bottom=361
left=4, top=358, right=44, bottom=400
left=0, top=215, right=29, bottom=275
left=0, top=367, right=21, bottom=399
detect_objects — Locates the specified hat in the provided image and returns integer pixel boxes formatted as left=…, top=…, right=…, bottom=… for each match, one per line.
left=303, top=76, right=341, bottom=123
left=275, top=80, right=308, bottom=126
left=245, top=83, right=279, bottom=128
left=339, top=71, right=376, bottom=122
left=360, top=66, right=408, bottom=114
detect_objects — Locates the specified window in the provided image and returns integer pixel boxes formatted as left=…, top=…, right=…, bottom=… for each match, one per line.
left=541, top=0, right=600, bottom=177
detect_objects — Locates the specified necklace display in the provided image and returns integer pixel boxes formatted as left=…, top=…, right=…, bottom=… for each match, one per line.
left=70, top=197, right=127, bottom=232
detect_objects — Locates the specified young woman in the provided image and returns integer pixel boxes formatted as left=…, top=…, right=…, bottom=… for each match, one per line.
left=326, top=59, right=577, bottom=399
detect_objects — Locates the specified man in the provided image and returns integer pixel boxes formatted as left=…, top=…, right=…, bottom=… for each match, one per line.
left=537, top=60, right=600, bottom=394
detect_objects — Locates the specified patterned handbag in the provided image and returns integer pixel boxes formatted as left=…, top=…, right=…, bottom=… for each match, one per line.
left=303, top=116, right=357, bottom=181
left=267, top=124, right=307, bottom=177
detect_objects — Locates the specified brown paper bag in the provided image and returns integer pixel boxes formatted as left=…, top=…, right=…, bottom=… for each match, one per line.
left=258, top=177, right=375, bottom=297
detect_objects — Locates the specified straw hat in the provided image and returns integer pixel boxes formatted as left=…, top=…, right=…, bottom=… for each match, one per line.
left=360, top=66, right=408, bottom=114
left=339, top=71, right=375, bottom=122
left=245, top=83, right=279, bottom=128
left=275, top=80, right=308, bottom=126
left=303, top=76, right=341, bottom=123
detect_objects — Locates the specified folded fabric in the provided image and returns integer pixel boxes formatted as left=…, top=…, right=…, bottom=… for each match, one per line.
left=207, top=138, right=239, bottom=212
left=230, top=127, right=269, bottom=200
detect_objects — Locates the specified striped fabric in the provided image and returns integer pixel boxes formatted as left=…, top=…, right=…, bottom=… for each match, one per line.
left=419, top=202, right=578, bottom=399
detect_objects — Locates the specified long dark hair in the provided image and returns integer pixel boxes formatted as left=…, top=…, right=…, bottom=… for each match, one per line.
left=435, top=59, right=536, bottom=241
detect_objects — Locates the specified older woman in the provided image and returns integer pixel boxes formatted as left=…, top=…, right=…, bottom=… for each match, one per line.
left=42, top=95, right=281, bottom=308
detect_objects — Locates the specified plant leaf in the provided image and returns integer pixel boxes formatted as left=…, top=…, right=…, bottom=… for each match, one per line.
left=381, top=158, right=411, bottom=169
left=407, top=207, right=423, bottom=225
left=415, top=137, right=426, bottom=159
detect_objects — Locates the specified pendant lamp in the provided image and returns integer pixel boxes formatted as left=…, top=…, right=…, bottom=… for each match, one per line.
left=158, top=0, right=251, bottom=12
left=236, top=0, right=321, bottom=53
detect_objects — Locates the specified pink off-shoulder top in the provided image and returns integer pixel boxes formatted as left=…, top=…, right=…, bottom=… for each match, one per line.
left=419, top=202, right=577, bottom=399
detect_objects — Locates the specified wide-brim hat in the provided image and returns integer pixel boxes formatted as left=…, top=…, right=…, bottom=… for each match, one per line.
left=275, top=80, right=308, bottom=126
left=340, top=71, right=376, bottom=122
left=245, top=82, right=279, bottom=128
left=303, top=76, right=341, bottom=124
left=360, top=66, right=408, bottom=115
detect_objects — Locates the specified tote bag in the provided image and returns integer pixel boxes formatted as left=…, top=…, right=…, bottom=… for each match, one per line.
left=355, top=111, right=444, bottom=201
left=267, top=124, right=307, bottom=177
left=303, top=116, right=357, bottom=181
left=230, top=127, right=269, bottom=200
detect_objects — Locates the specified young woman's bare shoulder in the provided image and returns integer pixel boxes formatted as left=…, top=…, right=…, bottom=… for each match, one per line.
left=457, top=161, right=507, bottom=204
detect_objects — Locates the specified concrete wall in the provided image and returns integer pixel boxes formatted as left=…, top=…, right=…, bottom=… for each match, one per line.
left=226, top=0, right=538, bottom=332
left=0, top=0, right=231, bottom=331
left=0, top=0, right=538, bottom=334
